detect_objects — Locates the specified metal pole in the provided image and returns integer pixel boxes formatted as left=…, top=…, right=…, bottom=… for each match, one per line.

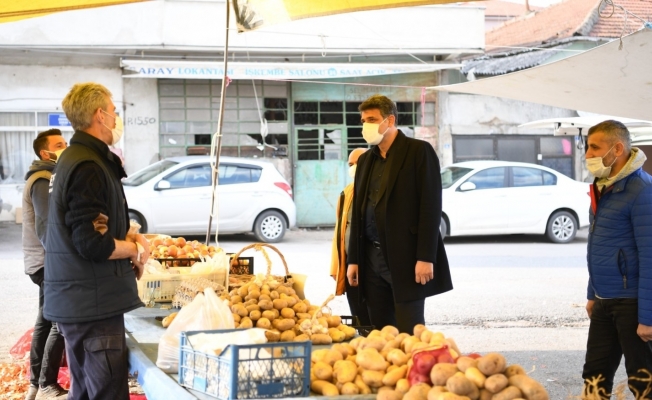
left=206, top=0, right=231, bottom=245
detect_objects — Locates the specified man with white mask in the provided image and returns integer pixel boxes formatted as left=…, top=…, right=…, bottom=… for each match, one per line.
left=330, top=148, right=371, bottom=331
left=582, top=120, right=652, bottom=397
left=347, top=94, right=452, bottom=334
left=44, top=83, right=149, bottom=400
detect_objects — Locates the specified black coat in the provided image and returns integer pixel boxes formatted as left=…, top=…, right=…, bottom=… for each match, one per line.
left=348, top=131, right=452, bottom=303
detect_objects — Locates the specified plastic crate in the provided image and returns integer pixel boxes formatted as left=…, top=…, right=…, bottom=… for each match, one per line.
left=179, top=329, right=311, bottom=399
left=137, top=268, right=227, bottom=303
left=340, top=315, right=374, bottom=337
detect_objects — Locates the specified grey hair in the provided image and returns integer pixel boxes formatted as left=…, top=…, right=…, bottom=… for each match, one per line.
left=588, top=120, right=631, bottom=152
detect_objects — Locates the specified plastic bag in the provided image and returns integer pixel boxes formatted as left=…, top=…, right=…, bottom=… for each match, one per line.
left=407, top=345, right=454, bottom=386
left=10, top=328, right=34, bottom=360
left=190, top=251, right=229, bottom=274
left=156, top=287, right=234, bottom=373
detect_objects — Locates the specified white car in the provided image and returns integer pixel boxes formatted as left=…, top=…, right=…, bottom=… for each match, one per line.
left=441, top=161, right=590, bottom=243
left=123, top=156, right=296, bottom=243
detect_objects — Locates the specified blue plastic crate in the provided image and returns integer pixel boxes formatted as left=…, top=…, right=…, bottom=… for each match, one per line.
left=179, top=329, right=311, bottom=399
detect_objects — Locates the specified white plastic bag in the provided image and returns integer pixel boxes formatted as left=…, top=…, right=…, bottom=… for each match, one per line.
left=156, top=287, right=234, bottom=373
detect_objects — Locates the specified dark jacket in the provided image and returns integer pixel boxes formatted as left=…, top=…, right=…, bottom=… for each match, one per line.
left=44, top=131, right=142, bottom=323
left=348, top=131, right=453, bottom=303
left=587, top=167, right=652, bottom=326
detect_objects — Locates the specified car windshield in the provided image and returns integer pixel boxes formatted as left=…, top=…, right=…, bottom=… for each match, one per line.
left=123, top=160, right=178, bottom=186
left=441, top=166, right=473, bottom=189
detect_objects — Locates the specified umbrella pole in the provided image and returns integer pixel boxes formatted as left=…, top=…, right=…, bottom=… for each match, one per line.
left=206, top=0, right=231, bottom=245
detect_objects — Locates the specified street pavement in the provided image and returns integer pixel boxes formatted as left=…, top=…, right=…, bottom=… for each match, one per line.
left=0, top=222, right=633, bottom=398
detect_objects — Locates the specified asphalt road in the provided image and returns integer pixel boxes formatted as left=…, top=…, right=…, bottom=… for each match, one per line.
left=0, top=222, right=633, bottom=399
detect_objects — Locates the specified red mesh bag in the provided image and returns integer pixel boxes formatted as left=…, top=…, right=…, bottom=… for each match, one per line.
left=407, top=345, right=455, bottom=386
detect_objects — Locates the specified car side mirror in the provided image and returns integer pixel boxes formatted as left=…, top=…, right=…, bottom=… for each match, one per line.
left=459, top=181, right=477, bottom=192
left=155, top=180, right=171, bottom=190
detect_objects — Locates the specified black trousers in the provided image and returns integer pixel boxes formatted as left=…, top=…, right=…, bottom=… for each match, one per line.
left=29, top=270, right=65, bottom=387
left=58, top=314, right=130, bottom=400
left=582, top=298, right=652, bottom=398
left=363, top=242, right=425, bottom=334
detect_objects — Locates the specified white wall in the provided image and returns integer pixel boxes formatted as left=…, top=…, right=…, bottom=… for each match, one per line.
left=123, top=79, right=160, bottom=175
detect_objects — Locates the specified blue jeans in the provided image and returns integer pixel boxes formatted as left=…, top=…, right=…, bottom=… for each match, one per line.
left=58, top=314, right=129, bottom=400
left=582, top=298, right=652, bottom=398
left=29, top=270, right=65, bottom=387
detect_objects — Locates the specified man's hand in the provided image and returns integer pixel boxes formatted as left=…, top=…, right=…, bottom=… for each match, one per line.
left=415, top=261, right=434, bottom=285
left=637, top=324, right=652, bottom=342
left=347, top=264, right=359, bottom=287
left=586, top=300, right=595, bottom=318
left=126, top=234, right=150, bottom=280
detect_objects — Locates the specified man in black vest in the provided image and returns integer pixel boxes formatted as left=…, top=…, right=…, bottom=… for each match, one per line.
left=347, top=95, right=453, bottom=334
left=44, top=82, right=150, bottom=400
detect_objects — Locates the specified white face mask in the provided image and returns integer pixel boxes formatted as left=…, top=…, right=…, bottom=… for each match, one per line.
left=45, top=148, right=66, bottom=163
left=348, top=164, right=357, bottom=179
left=586, top=145, right=617, bottom=178
left=362, top=118, right=389, bottom=145
left=101, top=110, right=124, bottom=145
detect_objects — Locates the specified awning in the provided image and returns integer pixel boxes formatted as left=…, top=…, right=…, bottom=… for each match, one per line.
left=121, top=60, right=460, bottom=80
left=433, top=28, right=652, bottom=121
left=0, top=0, right=148, bottom=23
left=519, top=116, right=652, bottom=136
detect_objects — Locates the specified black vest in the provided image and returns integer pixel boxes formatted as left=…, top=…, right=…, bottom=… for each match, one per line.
left=44, top=131, right=142, bottom=323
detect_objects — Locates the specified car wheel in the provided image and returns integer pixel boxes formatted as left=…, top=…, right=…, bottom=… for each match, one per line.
left=440, top=217, right=447, bottom=240
left=129, top=211, right=147, bottom=233
left=546, top=211, right=577, bottom=243
left=254, top=210, right=286, bottom=243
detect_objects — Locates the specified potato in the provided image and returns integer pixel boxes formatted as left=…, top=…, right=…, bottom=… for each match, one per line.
left=360, top=336, right=388, bottom=351
left=508, top=374, right=549, bottom=400
left=429, top=393, right=471, bottom=400
left=356, top=348, right=389, bottom=371
left=334, top=359, right=357, bottom=383
left=258, top=299, right=273, bottom=311
left=293, top=302, right=308, bottom=314
left=323, top=349, right=344, bottom=366
left=326, top=315, right=342, bottom=328
left=311, top=333, right=333, bottom=345
left=355, top=374, right=372, bottom=395
left=285, top=295, right=298, bottom=308
left=258, top=294, right=271, bottom=302
left=484, top=374, right=509, bottom=394
left=311, top=349, right=330, bottom=363
left=361, top=370, right=385, bottom=388
left=255, top=317, right=271, bottom=329
left=387, top=348, right=409, bottom=366
left=280, top=330, right=296, bottom=342
left=446, top=373, right=475, bottom=396
left=237, top=285, right=249, bottom=297
left=377, top=389, right=403, bottom=400
left=411, top=341, right=431, bottom=353
left=427, top=386, right=447, bottom=399
left=312, top=361, right=333, bottom=381
left=239, top=317, right=253, bottom=329
left=272, top=299, right=288, bottom=310
left=270, top=291, right=280, bottom=300
left=280, top=307, right=295, bottom=318
left=431, top=363, right=460, bottom=386
left=327, top=328, right=345, bottom=343
left=414, top=324, right=427, bottom=338
left=504, top=365, right=526, bottom=378
left=350, top=337, right=364, bottom=350
left=465, top=367, right=486, bottom=388
left=479, top=388, right=493, bottom=400
left=491, top=385, right=522, bottom=400
left=265, top=330, right=280, bottom=342
left=249, top=310, right=261, bottom=321
left=341, top=382, right=360, bottom=395
left=244, top=291, right=260, bottom=301
left=402, top=336, right=422, bottom=354
left=331, top=343, right=353, bottom=359
left=404, top=383, right=431, bottom=400
left=161, top=312, right=177, bottom=328
left=477, top=353, right=506, bottom=376
left=381, top=325, right=400, bottom=337
left=244, top=299, right=257, bottom=306
left=310, top=380, right=339, bottom=396
left=296, top=312, right=311, bottom=320
left=382, top=365, right=408, bottom=386
left=232, top=313, right=241, bottom=324
left=421, top=330, right=434, bottom=343
left=262, top=309, right=279, bottom=320
left=317, top=317, right=329, bottom=328
left=230, top=295, right=243, bottom=304
left=340, top=325, right=356, bottom=340
left=445, top=338, right=461, bottom=355
left=457, top=356, right=479, bottom=373
left=294, top=333, right=310, bottom=342
left=272, top=318, right=295, bottom=332
left=232, top=304, right=249, bottom=317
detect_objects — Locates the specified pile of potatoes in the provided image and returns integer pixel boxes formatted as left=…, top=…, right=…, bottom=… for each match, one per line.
left=221, top=280, right=357, bottom=345
left=309, top=324, right=549, bottom=400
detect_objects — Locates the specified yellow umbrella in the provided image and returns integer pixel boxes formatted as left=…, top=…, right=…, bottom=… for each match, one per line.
left=0, top=0, right=149, bottom=24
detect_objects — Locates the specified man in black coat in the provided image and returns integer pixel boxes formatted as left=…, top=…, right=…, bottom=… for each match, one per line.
left=347, top=94, right=452, bottom=334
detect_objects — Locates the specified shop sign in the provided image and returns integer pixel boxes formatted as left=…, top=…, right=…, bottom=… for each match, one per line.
left=121, top=61, right=460, bottom=80
left=48, top=113, right=71, bottom=127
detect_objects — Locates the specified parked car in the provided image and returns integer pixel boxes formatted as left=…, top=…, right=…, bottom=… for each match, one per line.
left=440, top=161, right=590, bottom=243
left=123, top=156, right=296, bottom=243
